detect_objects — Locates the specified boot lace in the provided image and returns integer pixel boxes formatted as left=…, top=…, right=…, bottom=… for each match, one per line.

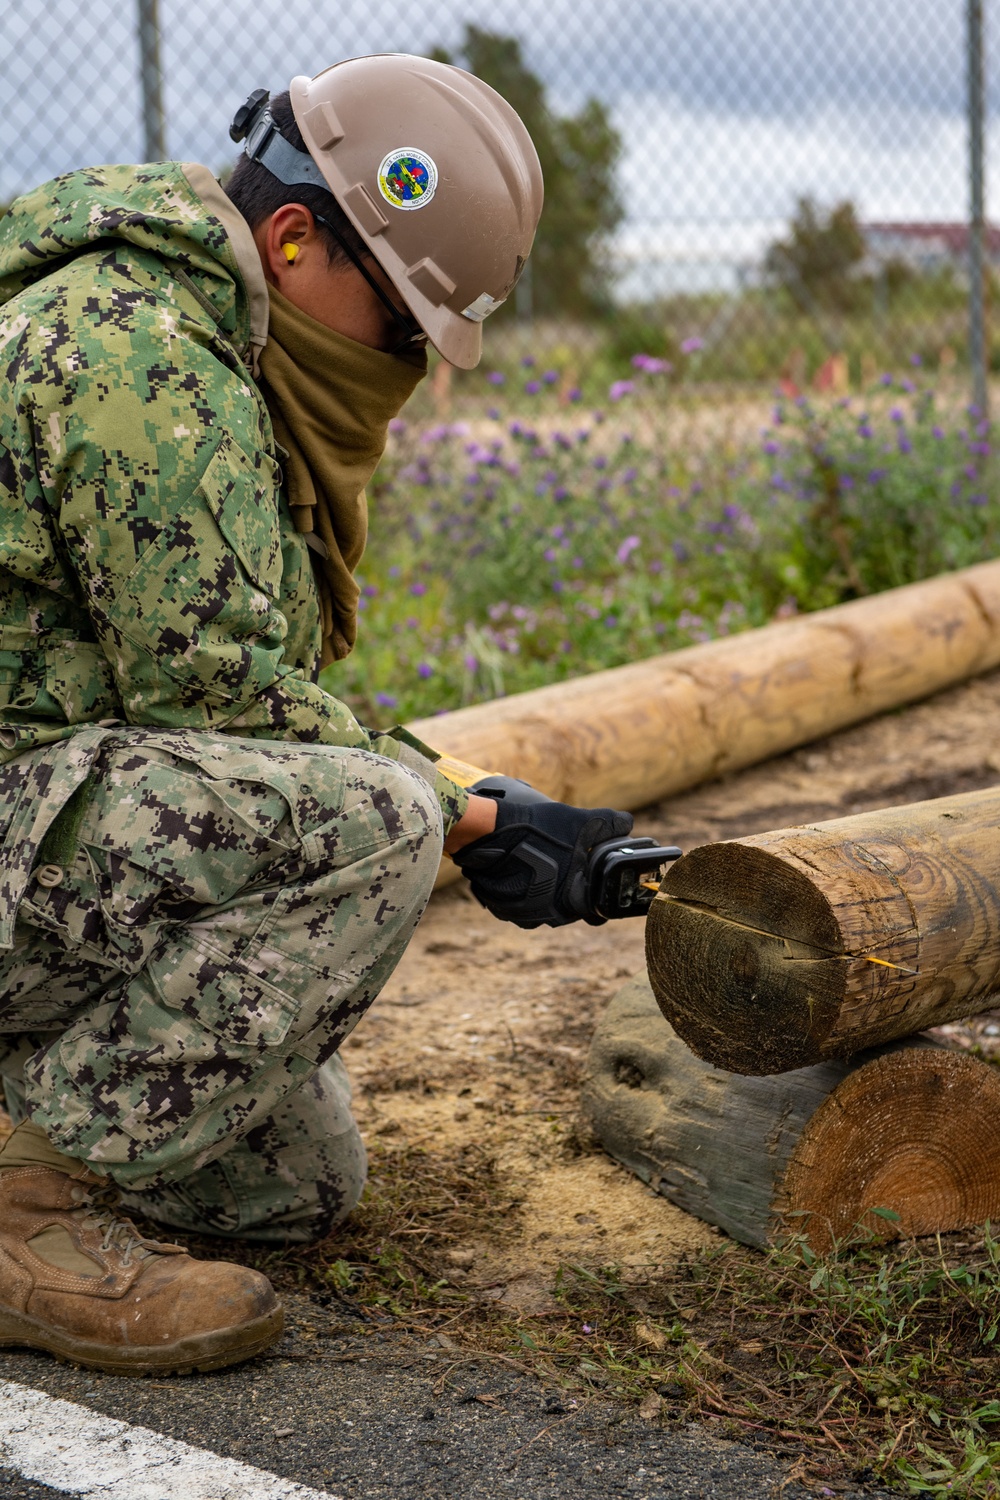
left=74, top=1181, right=154, bottom=1269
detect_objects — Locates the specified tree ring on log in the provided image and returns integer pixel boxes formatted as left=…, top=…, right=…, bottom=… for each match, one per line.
left=775, top=1046, right=1000, bottom=1252
left=646, top=842, right=845, bottom=1074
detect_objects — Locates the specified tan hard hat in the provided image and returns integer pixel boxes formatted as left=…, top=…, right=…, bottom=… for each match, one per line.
left=288, top=55, right=543, bottom=369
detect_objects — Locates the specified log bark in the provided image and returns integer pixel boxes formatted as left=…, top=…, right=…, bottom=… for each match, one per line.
left=646, top=785, right=1000, bottom=1075
left=415, top=559, right=1000, bottom=887
left=582, top=978, right=1000, bottom=1250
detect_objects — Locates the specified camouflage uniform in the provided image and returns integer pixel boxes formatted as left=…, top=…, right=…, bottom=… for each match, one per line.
left=0, top=163, right=466, bottom=1240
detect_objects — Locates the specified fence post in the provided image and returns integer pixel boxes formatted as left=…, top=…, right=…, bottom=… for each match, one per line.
left=137, top=0, right=167, bottom=162
left=968, top=0, right=988, bottom=417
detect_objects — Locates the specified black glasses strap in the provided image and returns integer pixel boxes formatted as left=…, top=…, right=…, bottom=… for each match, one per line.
left=312, top=213, right=425, bottom=354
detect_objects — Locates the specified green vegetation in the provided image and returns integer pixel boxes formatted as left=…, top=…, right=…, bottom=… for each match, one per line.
left=325, top=370, right=998, bottom=728
left=765, top=196, right=869, bottom=313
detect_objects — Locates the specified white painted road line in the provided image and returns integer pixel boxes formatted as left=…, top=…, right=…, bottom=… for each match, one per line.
left=0, top=1379, right=342, bottom=1500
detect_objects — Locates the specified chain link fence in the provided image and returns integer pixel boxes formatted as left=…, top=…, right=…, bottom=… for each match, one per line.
left=0, top=0, right=995, bottom=402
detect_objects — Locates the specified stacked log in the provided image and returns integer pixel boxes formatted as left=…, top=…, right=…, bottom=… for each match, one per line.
left=645, top=785, right=1000, bottom=1075
left=582, top=979, right=1000, bottom=1251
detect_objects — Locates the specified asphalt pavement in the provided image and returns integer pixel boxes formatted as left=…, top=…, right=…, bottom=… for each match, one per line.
left=0, top=1293, right=896, bottom=1500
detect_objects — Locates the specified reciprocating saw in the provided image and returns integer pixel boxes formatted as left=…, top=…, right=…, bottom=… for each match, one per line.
left=436, top=755, right=681, bottom=924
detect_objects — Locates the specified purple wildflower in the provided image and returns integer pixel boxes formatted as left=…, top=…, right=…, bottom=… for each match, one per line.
left=608, top=379, right=635, bottom=401
left=890, top=407, right=905, bottom=424
left=362, top=584, right=379, bottom=598
left=680, top=336, right=704, bottom=354
left=521, top=355, right=535, bottom=368
left=417, top=663, right=433, bottom=679
left=388, top=417, right=407, bottom=435
left=616, top=535, right=641, bottom=563
left=464, top=654, right=478, bottom=672
left=486, top=370, right=505, bottom=385
left=525, top=380, right=541, bottom=395
left=567, top=387, right=583, bottom=402
left=554, top=486, right=570, bottom=501
left=375, top=692, right=397, bottom=708
left=542, top=369, right=559, bottom=385
left=410, top=581, right=427, bottom=597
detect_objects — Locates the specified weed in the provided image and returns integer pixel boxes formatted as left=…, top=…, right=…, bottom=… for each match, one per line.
left=327, top=370, right=998, bottom=726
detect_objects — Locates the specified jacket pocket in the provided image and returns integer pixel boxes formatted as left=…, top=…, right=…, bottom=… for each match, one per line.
left=199, top=433, right=283, bottom=600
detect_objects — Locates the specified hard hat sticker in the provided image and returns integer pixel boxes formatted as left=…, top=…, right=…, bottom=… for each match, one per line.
left=377, top=148, right=438, bottom=211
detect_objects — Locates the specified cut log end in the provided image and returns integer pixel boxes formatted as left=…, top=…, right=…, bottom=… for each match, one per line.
left=645, top=841, right=846, bottom=1074
left=584, top=979, right=1000, bottom=1252
left=777, top=1046, right=1000, bottom=1252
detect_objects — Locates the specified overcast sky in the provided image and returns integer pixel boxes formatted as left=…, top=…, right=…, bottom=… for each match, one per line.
left=2, top=0, right=995, bottom=262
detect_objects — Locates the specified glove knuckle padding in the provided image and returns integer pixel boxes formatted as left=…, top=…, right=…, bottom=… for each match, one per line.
left=454, top=799, right=634, bottom=928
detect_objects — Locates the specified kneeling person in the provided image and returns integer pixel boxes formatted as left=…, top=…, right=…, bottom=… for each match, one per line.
left=0, top=54, right=629, bottom=1374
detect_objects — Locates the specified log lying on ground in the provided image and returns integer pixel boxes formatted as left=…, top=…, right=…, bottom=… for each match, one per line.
left=646, top=784, right=1000, bottom=1075
left=415, top=559, right=1000, bottom=886
left=581, top=978, right=1000, bottom=1250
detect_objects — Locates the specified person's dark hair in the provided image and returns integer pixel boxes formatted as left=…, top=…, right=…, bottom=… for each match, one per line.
left=225, top=90, right=370, bottom=268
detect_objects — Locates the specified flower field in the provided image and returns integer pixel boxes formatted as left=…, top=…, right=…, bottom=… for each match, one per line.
left=324, top=360, right=998, bottom=727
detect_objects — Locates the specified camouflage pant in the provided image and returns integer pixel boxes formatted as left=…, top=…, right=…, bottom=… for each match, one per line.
left=0, top=729, right=442, bottom=1242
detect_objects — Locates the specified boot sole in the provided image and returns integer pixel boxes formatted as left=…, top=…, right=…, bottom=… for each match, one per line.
left=0, top=1301, right=284, bottom=1376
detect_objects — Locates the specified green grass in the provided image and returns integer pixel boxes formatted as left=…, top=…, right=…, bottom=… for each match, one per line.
left=323, top=367, right=998, bottom=727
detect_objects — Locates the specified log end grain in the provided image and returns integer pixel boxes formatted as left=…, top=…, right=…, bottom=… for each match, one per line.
left=646, top=841, right=847, bottom=1074
left=584, top=978, right=1000, bottom=1254
left=777, top=1045, right=1000, bottom=1252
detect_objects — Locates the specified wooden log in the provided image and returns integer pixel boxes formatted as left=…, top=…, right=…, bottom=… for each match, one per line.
left=414, top=559, right=1000, bottom=809
left=646, top=784, right=1000, bottom=1075
left=415, top=559, right=1000, bottom=887
left=581, top=978, right=1000, bottom=1251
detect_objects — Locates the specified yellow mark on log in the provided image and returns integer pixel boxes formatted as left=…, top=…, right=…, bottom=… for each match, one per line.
left=860, top=954, right=919, bottom=975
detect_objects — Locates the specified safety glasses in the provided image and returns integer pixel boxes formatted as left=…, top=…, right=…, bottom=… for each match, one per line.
left=312, top=212, right=427, bottom=357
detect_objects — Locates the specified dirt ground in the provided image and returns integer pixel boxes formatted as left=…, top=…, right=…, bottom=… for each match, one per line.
left=341, top=666, right=1000, bottom=1308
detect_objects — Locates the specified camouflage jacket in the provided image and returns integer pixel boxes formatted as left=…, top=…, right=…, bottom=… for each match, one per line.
left=0, top=162, right=466, bottom=899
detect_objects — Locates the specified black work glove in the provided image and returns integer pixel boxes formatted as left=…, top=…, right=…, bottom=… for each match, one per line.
left=453, top=797, right=634, bottom=929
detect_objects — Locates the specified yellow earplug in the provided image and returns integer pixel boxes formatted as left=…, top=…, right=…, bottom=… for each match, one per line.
left=282, top=243, right=299, bottom=263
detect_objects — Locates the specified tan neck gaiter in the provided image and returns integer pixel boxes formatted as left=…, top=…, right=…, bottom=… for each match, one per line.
left=257, top=285, right=427, bottom=666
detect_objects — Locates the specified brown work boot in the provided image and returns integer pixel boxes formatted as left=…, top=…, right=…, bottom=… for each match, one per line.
left=0, top=1159, right=284, bottom=1375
